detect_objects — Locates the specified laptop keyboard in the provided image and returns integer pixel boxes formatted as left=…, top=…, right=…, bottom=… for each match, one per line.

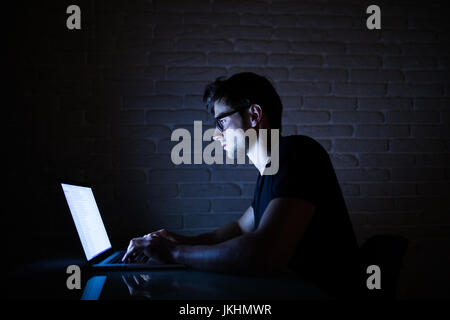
left=106, top=251, right=164, bottom=265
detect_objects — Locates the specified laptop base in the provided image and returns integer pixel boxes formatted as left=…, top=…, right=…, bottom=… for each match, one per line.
left=91, top=251, right=186, bottom=270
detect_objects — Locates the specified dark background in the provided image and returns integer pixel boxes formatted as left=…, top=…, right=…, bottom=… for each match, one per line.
left=7, top=0, right=449, bottom=298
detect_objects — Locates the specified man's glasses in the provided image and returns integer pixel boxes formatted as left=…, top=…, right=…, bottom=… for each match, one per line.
left=215, top=105, right=250, bottom=132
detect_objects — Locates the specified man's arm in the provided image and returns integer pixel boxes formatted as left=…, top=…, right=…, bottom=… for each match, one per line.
left=172, top=198, right=315, bottom=274
left=123, top=207, right=256, bottom=263
left=154, top=206, right=255, bottom=245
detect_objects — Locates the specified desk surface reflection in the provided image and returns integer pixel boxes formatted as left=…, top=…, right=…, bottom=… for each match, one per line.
left=87, top=269, right=329, bottom=300
left=8, top=258, right=329, bottom=300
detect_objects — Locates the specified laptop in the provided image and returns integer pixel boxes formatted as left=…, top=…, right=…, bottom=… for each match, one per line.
left=61, top=182, right=185, bottom=269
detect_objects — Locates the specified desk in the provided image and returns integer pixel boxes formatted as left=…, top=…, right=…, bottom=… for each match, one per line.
left=7, top=257, right=330, bottom=300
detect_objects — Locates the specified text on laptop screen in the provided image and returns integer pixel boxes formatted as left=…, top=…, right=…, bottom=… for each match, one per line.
left=61, top=183, right=112, bottom=261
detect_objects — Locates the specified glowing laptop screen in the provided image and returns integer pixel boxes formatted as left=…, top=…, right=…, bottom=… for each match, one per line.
left=61, top=183, right=112, bottom=261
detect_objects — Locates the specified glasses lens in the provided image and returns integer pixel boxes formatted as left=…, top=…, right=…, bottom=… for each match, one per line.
left=214, top=104, right=249, bottom=132
left=215, top=118, right=223, bottom=132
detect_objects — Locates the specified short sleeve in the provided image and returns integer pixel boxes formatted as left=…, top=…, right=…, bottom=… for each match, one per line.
left=271, top=138, right=326, bottom=206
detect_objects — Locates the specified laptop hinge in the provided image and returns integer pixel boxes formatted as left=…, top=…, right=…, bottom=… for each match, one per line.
left=88, top=248, right=114, bottom=265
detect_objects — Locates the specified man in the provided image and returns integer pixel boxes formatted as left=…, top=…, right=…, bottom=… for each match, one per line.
left=123, top=72, right=362, bottom=298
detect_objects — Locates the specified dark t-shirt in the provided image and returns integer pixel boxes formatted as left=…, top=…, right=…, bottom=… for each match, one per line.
left=252, top=135, right=361, bottom=297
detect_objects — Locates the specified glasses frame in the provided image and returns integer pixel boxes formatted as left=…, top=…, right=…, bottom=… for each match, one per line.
left=214, top=105, right=251, bottom=132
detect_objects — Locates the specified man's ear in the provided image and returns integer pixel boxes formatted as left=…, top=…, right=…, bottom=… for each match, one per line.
left=249, top=104, right=263, bottom=128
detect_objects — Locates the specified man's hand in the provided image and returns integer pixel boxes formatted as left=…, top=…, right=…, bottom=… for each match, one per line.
left=122, top=233, right=177, bottom=264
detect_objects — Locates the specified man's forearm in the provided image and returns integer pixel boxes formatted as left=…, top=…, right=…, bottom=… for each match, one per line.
left=173, top=221, right=242, bottom=246
left=172, top=232, right=276, bottom=275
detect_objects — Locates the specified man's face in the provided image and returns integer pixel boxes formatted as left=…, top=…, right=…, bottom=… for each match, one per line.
left=212, top=100, right=249, bottom=159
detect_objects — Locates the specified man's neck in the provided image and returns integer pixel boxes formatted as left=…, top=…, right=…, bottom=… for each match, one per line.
left=247, top=132, right=271, bottom=176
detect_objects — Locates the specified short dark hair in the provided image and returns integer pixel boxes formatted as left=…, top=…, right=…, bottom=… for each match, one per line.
left=203, top=72, right=283, bottom=130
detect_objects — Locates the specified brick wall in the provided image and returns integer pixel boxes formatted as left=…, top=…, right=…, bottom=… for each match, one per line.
left=8, top=0, right=449, bottom=298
